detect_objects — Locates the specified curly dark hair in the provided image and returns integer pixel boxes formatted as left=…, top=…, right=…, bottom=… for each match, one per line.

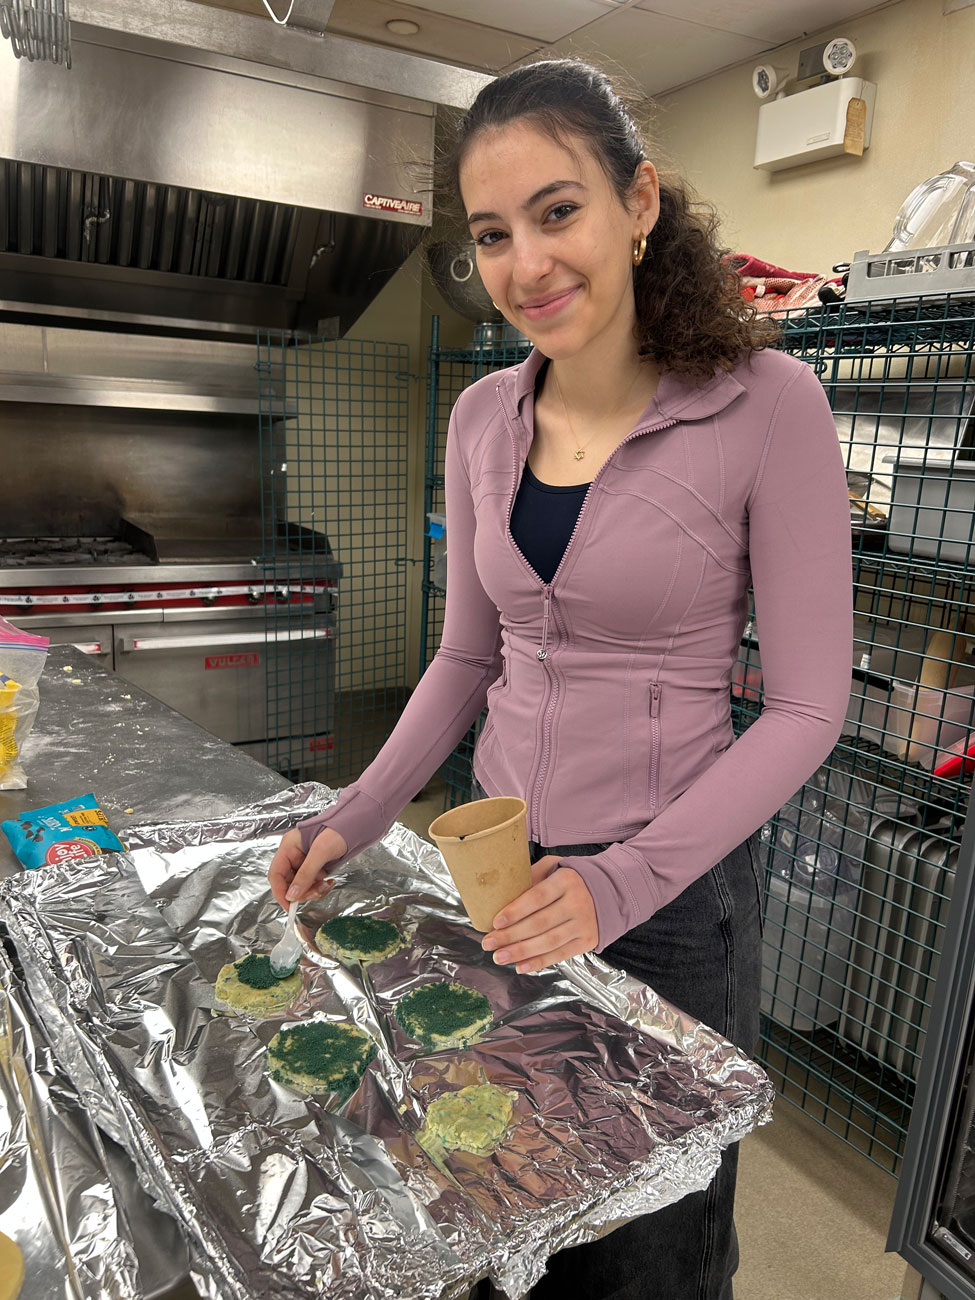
left=437, top=59, right=779, bottom=378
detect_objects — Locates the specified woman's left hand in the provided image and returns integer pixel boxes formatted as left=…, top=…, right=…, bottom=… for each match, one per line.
left=481, top=857, right=598, bottom=973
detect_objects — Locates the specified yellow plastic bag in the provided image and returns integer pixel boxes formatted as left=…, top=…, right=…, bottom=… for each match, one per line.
left=0, top=618, right=49, bottom=791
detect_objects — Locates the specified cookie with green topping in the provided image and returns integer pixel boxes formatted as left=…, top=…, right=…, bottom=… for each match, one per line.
left=419, top=1082, right=516, bottom=1158
left=214, top=952, right=302, bottom=1016
left=394, top=981, right=493, bottom=1051
left=266, top=1020, right=375, bottom=1098
left=315, top=915, right=404, bottom=967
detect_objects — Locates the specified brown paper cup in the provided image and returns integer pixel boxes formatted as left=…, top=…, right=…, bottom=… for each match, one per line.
left=428, top=797, right=531, bottom=931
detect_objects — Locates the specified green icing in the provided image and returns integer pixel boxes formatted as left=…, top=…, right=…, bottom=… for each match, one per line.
left=270, top=1022, right=374, bottom=1093
left=318, top=915, right=401, bottom=955
left=396, top=981, right=493, bottom=1047
left=234, top=954, right=284, bottom=990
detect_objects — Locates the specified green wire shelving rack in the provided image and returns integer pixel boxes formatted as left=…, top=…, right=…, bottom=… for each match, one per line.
left=257, top=331, right=411, bottom=789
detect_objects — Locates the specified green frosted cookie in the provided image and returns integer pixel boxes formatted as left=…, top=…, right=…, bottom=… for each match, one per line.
left=266, top=1020, right=375, bottom=1098
left=315, top=915, right=404, bottom=966
left=395, top=981, right=493, bottom=1050
left=214, top=952, right=302, bottom=1016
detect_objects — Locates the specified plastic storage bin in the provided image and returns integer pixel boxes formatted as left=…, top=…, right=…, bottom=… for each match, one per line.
left=762, top=872, right=859, bottom=1032
left=883, top=453, right=975, bottom=565
left=760, top=773, right=863, bottom=1034
left=846, top=241, right=975, bottom=302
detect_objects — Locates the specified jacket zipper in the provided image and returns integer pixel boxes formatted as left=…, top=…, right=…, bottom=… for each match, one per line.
left=497, top=380, right=679, bottom=839
left=649, top=681, right=661, bottom=818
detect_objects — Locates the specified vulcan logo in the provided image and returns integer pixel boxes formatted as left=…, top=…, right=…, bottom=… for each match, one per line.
left=363, top=193, right=423, bottom=216
left=205, top=653, right=259, bottom=670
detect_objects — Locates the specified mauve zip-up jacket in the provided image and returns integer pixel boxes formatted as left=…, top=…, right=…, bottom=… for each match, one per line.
left=298, top=344, right=854, bottom=952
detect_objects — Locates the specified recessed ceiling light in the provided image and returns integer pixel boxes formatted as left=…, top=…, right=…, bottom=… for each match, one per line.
left=386, top=19, right=420, bottom=36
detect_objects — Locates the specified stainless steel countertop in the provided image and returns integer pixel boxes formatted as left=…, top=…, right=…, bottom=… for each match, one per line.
left=0, top=642, right=292, bottom=1299
left=0, top=641, right=289, bottom=876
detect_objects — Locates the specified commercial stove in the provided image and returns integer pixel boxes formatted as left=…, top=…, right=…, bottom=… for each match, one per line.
left=0, top=518, right=341, bottom=773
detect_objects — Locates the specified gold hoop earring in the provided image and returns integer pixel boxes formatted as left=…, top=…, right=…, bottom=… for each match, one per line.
left=632, top=234, right=648, bottom=267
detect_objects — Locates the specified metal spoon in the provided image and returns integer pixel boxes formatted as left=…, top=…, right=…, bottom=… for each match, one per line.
left=269, top=900, right=302, bottom=978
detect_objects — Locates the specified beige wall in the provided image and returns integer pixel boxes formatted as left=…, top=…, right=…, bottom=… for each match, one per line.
left=653, top=0, right=975, bottom=273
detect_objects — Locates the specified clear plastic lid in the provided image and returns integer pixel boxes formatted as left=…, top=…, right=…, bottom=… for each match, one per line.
left=884, top=161, right=975, bottom=252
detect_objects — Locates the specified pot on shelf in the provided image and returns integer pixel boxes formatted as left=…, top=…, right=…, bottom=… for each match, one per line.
left=425, top=240, right=502, bottom=322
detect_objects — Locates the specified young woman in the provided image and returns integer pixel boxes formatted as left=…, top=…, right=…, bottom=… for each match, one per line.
left=269, top=59, right=853, bottom=1299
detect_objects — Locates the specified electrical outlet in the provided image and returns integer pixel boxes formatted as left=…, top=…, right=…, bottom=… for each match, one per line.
left=796, top=40, right=829, bottom=80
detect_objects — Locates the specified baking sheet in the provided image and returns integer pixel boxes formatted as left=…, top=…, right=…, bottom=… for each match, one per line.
left=0, top=783, right=773, bottom=1299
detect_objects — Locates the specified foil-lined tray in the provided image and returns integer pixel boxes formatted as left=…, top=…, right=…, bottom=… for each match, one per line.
left=0, top=783, right=773, bottom=1299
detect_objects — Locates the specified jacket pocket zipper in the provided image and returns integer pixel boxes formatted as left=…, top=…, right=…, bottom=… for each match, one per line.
left=649, top=682, right=661, bottom=818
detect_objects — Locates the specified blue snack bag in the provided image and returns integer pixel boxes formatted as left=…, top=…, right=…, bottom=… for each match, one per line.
left=1, top=793, right=124, bottom=869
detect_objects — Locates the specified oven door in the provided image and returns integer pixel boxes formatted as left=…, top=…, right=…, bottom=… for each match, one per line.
left=114, top=607, right=335, bottom=755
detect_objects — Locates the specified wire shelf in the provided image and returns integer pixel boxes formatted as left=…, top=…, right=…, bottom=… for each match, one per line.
left=258, top=330, right=410, bottom=787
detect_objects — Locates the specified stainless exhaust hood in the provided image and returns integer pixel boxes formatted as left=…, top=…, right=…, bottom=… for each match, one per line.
left=0, top=1, right=490, bottom=339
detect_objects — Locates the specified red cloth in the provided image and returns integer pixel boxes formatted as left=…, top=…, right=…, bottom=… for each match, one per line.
left=724, top=253, right=844, bottom=316
left=725, top=252, right=820, bottom=281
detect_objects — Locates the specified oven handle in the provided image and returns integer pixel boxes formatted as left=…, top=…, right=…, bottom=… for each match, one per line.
left=119, top=628, right=333, bottom=652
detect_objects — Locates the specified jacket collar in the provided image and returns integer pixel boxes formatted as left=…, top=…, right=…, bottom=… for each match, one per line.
left=503, top=345, right=747, bottom=426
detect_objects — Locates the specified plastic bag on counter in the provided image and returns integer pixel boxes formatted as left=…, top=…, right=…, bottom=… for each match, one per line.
left=0, top=616, right=49, bottom=791
left=1, top=793, right=124, bottom=869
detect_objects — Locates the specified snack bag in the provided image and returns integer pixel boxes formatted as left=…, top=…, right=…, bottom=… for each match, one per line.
left=0, top=616, right=49, bottom=791
left=1, top=794, right=124, bottom=870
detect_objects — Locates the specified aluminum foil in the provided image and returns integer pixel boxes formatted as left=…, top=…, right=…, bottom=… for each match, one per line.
left=0, top=931, right=189, bottom=1300
left=0, top=783, right=773, bottom=1299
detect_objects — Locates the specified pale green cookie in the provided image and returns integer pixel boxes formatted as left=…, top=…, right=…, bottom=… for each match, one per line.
left=420, top=1083, right=516, bottom=1157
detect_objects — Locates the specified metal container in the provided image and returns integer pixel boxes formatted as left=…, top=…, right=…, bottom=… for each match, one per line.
left=840, top=816, right=958, bottom=1080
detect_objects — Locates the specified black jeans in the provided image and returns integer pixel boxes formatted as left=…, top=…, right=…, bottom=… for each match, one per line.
left=469, top=779, right=763, bottom=1300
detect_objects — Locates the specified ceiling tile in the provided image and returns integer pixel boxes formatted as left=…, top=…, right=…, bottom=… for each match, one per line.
left=632, top=0, right=883, bottom=44
left=376, top=0, right=622, bottom=43
left=539, top=7, right=770, bottom=95
left=327, top=0, right=539, bottom=71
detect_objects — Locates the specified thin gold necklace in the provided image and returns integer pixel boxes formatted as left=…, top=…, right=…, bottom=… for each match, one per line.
left=552, top=365, right=647, bottom=461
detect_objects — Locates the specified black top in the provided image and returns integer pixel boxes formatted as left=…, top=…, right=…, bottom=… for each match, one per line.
left=510, top=462, right=590, bottom=585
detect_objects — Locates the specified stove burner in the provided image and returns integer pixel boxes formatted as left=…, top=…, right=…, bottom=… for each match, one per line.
left=0, top=536, right=148, bottom=567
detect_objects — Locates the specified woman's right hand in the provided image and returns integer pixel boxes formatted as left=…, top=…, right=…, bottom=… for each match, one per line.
left=268, top=825, right=348, bottom=910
